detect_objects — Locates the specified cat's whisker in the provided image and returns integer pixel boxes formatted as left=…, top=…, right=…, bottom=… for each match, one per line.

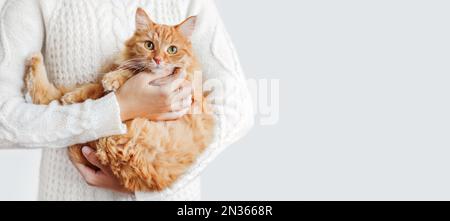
left=117, top=59, right=149, bottom=72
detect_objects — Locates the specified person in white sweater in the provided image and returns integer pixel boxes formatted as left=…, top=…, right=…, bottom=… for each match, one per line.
left=0, top=0, right=253, bottom=200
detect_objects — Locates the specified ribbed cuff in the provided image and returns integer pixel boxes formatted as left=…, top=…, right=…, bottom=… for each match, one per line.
left=90, top=93, right=127, bottom=138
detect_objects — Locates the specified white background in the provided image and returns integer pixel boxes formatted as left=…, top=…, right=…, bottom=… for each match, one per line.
left=1, top=0, right=450, bottom=200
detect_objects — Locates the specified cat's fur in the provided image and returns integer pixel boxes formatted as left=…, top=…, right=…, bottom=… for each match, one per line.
left=24, top=8, right=215, bottom=191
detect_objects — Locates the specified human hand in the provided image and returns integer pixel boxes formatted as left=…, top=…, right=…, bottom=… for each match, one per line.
left=116, top=70, right=193, bottom=121
left=72, top=146, right=131, bottom=194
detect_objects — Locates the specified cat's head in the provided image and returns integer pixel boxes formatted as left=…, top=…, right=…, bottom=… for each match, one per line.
left=122, top=8, right=197, bottom=75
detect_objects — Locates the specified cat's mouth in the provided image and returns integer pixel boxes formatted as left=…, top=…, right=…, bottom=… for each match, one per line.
left=153, top=64, right=164, bottom=70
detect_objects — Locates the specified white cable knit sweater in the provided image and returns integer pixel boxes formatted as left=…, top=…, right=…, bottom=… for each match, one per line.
left=0, top=0, right=253, bottom=201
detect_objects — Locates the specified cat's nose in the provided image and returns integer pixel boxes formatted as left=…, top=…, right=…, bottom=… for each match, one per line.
left=153, top=57, right=162, bottom=65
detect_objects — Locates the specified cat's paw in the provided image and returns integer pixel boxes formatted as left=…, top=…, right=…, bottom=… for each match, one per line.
left=102, top=76, right=121, bottom=92
left=25, top=53, right=44, bottom=69
left=24, top=69, right=35, bottom=93
left=60, top=93, right=78, bottom=105
left=24, top=53, right=45, bottom=91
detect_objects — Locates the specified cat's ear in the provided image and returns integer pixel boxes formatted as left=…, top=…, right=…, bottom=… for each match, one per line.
left=176, top=16, right=197, bottom=39
left=136, top=8, right=154, bottom=31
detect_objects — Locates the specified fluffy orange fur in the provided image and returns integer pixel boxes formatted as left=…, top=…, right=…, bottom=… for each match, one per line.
left=24, top=8, right=215, bottom=191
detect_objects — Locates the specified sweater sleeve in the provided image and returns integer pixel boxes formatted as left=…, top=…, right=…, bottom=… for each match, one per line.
left=135, top=0, right=254, bottom=200
left=0, top=0, right=126, bottom=149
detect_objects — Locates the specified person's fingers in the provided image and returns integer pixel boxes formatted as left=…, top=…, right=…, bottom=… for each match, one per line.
left=170, top=96, right=193, bottom=112
left=158, top=72, right=187, bottom=92
left=73, top=162, right=99, bottom=187
left=151, top=108, right=190, bottom=121
left=81, top=147, right=106, bottom=171
left=131, top=72, right=154, bottom=83
left=150, top=75, right=172, bottom=86
left=135, top=71, right=172, bottom=83
left=152, top=68, right=184, bottom=86
left=171, top=81, right=192, bottom=101
left=168, top=79, right=187, bottom=94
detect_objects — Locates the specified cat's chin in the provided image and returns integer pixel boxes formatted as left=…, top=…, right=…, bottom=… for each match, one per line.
left=151, top=66, right=175, bottom=77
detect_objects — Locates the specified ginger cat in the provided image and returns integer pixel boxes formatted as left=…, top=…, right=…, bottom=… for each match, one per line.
left=24, top=8, right=215, bottom=191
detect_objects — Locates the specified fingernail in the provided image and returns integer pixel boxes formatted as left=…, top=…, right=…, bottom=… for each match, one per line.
left=82, top=146, right=92, bottom=155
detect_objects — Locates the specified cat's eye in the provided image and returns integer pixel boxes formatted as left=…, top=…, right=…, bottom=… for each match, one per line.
left=167, top=46, right=178, bottom=54
left=144, top=41, right=154, bottom=50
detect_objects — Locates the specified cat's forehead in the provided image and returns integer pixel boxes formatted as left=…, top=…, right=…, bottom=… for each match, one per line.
left=140, top=25, right=180, bottom=42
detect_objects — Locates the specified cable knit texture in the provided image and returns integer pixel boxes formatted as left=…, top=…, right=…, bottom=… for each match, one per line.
left=0, top=0, right=253, bottom=201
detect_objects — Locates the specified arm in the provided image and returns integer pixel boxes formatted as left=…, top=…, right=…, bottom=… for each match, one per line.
left=60, top=69, right=134, bottom=104
left=0, top=0, right=126, bottom=149
left=135, top=0, right=254, bottom=199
